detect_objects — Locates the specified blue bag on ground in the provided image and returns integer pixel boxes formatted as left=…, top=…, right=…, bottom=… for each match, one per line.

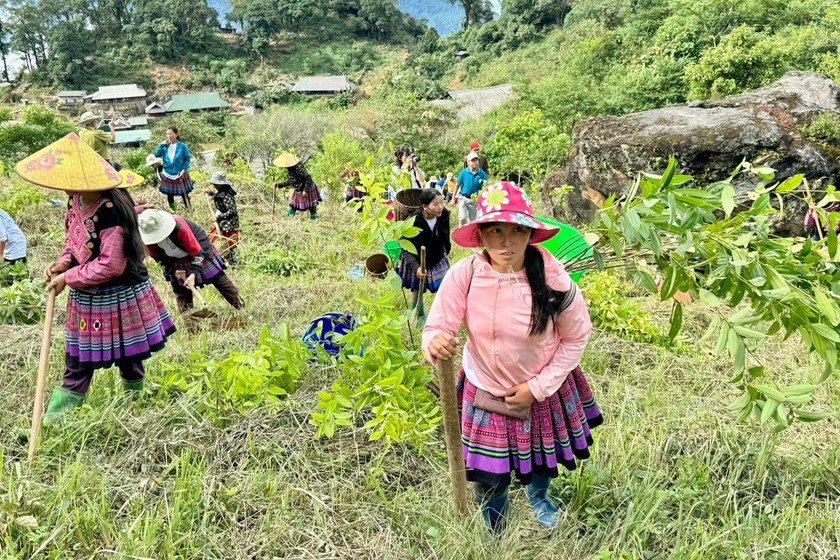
left=302, top=311, right=359, bottom=357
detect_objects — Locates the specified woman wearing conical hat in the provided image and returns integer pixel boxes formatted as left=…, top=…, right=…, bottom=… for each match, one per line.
left=16, top=133, right=176, bottom=422
left=273, top=152, right=321, bottom=220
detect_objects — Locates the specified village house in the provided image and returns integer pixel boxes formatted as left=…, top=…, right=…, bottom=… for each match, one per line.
left=289, top=76, right=356, bottom=95
left=145, top=92, right=230, bottom=116
left=57, top=91, right=86, bottom=105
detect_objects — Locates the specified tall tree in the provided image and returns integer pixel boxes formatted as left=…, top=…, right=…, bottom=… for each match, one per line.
left=0, top=20, right=10, bottom=81
left=447, top=0, right=493, bottom=29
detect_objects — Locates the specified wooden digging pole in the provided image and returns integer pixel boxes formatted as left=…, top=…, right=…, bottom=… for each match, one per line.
left=412, top=246, right=427, bottom=324
left=437, top=357, right=469, bottom=515
left=28, top=288, right=57, bottom=461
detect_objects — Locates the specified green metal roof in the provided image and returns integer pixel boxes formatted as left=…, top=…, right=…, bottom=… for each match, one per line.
left=163, top=92, right=230, bottom=112
left=113, top=129, right=152, bottom=144
left=127, top=116, right=148, bottom=127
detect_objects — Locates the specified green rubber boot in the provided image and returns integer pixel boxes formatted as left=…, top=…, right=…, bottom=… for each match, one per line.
left=287, top=208, right=295, bottom=217
left=43, top=387, right=86, bottom=424
left=169, top=201, right=177, bottom=211
left=121, top=377, right=145, bottom=398
left=310, top=213, right=318, bottom=220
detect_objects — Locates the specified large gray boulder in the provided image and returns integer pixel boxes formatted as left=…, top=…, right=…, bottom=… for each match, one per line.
left=550, top=71, right=840, bottom=236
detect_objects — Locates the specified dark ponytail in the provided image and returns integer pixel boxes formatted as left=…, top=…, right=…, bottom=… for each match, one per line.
left=103, top=189, right=147, bottom=272
left=524, top=244, right=569, bottom=336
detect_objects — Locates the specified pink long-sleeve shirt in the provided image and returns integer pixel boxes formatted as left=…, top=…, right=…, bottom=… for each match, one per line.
left=422, top=246, right=592, bottom=402
left=57, top=196, right=127, bottom=290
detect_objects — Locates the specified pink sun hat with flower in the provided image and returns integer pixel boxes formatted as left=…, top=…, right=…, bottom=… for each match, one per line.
left=451, top=181, right=560, bottom=248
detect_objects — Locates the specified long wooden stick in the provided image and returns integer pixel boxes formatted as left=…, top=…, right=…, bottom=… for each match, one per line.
left=413, top=246, right=427, bottom=323
left=437, top=358, right=469, bottom=516
left=28, top=289, right=57, bottom=461
left=272, top=183, right=277, bottom=217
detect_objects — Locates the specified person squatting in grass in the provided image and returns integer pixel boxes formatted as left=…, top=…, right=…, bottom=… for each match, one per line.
left=422, top=181, right=603, bottom=533
left=395, top=188, right=451, bottom=317
left=205, top=171, right=240, bottom=265
left=19, top=134, right=177, bottom=422
left=154, top=126, right=194, bottom=211
left=274, top=152, right=321, bottom=220
left=137, top=209, right=245, bottom=314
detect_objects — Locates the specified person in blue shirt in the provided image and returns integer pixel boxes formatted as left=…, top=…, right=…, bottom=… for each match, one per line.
left=154, top=126, right=193, bottom=211
left=0, top=208, right=26, bottom=266
left=454, top=152, right=488, bottom=225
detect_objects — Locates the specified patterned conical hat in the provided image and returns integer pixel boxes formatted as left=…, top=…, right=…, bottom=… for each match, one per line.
left=118, top=168, right=145, bottom=188
left=15, top=133, right=122, bottom=191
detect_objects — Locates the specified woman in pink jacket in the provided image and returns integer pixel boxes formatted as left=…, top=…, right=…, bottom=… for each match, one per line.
left=423, top=182, right=602, bottom=532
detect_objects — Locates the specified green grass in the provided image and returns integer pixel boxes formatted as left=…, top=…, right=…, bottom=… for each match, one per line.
left=1, top=179, right=839, bottom=558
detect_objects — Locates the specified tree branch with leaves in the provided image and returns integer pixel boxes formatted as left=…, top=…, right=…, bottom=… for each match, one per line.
left=587, top=158, right=839, bottom=431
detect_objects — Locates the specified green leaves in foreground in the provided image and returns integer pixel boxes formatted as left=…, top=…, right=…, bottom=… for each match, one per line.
left=154, top=325, right=310, bottom=414
left=595, top=158, right=838, bottom=430
left=310, top=293, right=440, bottom=447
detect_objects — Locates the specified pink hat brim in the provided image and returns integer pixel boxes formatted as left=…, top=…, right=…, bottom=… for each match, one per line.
left=451, top=211, right=560, bottom=248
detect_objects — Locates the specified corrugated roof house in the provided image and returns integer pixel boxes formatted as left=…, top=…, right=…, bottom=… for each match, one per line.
left=431, top=84, right=515, bottom=121
left=290, top=76, right=356, bottom=94
left=113, top=129, right=152, bottom=146
left=57, top=90, right=86, bottom=104
left=86, top=84, right=147, bottom=103
left=145, top=102, right=166, bottom=116
left=163, top=92, right=230, bottom=113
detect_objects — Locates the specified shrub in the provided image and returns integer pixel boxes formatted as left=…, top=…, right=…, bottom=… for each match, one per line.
left=246, top=247, right=313, bottom=277
left=484, top=109, right=570, bottom=183
left=802, top=112, right=840, bottom=144
left=308, top=130, right=369, bottom=189
left=0, top=179, right=45, bottom=217
left=579, top=270, right=667, bottom=345
left=0, top=279, right=46, bottom=325
left=154, top=325, right=310, bottom=414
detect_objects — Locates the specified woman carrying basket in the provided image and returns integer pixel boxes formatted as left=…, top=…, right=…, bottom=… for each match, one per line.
left=154, top=126, right=193, bottom=211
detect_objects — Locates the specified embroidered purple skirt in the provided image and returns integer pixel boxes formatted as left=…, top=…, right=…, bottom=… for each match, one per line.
left=159, top=172, right=194, bottom=196
left=65, top=280, right=176, bottom=369
left=457, top=366, right=603, bottom=488
left=290, top=186, right=321, bottom=211
left=397, top=253, right=449, bottom=292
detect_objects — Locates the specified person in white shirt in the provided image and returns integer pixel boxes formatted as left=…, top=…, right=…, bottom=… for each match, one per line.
left=0, top=208, right=27, bottom=267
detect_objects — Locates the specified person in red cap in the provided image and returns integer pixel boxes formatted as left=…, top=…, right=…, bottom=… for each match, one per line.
left=464, top=142, right=489, bottom=174
left=422, top=181, right=601, bottom=533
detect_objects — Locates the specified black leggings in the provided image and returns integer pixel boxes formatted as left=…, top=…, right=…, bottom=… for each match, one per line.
left=166, top=193, right=190, bottom=206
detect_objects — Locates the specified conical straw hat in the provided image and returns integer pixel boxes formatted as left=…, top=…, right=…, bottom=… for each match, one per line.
left=15, top=133, right=123, bottom=191
left=118, top=168, right=145, bottom=188
left=274, top=151, right=299, bottom=168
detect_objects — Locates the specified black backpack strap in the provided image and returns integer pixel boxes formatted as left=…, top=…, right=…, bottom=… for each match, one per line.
left=466, top=256, right=476, bottom=297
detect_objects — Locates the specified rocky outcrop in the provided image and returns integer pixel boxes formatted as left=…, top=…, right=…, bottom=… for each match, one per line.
left=550, top=71, right=840, bottom=236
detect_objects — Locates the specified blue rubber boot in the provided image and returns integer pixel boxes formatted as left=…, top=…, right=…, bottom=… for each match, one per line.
left=526, top=473, right=559, bottom=527
left=476, top=487, right=509, bottom=534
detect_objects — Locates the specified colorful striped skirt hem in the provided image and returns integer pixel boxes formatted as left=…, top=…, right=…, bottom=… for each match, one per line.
left=65, top=281, right=176, bottom=369
left=164, top=248, right=225, bottom=288
left=397, top=253, right=449, bottom=292
left=290, top=186, right=321, bottom=210
left=457, top=366, right=603, bottom=488
left=158, top=172, right=195, bottom=196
